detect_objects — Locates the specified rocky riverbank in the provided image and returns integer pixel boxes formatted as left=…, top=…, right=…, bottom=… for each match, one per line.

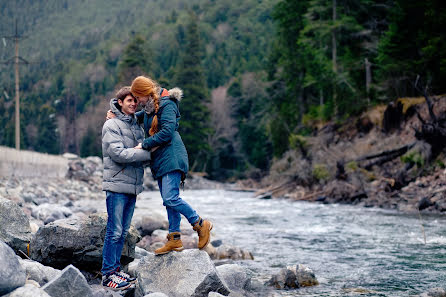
left=0, top=155, right=320, bottom=296
left=241, top=96, right=446, bottom=214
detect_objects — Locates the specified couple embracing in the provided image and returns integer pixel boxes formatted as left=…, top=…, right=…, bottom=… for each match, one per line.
left=100, top=76, right=212, bottom=290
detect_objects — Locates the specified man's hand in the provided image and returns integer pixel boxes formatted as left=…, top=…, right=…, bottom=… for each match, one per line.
left=135, top=143, right=159, bottom=152
left=106, top=110, right=116, bottom=120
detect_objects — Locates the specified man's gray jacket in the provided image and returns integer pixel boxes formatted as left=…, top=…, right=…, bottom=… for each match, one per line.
left=102, top=98, right=150, bottom=195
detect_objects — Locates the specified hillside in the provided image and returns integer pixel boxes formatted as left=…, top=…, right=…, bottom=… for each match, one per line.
left=246, top=95, right=446, bottom=213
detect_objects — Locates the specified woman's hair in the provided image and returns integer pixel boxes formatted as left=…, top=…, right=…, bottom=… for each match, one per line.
left=131, top=76, right=160, bottom=136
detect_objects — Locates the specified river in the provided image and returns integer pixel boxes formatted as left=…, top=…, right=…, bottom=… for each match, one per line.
left=138, top=189, right=446, bottom=296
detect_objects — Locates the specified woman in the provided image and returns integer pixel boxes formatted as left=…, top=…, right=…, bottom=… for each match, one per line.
left=131, top=76, right=212, bottom=255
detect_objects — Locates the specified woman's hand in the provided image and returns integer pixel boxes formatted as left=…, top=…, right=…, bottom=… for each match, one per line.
left=106, top=110, right=116, bottom=120
left=134, top=143, right=142, bottom=149
left=134, top=143, right=158, bottom=151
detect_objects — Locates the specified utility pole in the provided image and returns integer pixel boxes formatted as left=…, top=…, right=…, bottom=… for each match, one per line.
left=2, top=19, right=28, bottom=150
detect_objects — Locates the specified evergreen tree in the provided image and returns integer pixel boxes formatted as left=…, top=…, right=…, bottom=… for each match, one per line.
left=37, top=104, right=60, bottom=154
left=175, top=12, right=212, bottom=172
left=377, top=0, right=446, bottom=97
left=118, top=35, right=153, bottom=84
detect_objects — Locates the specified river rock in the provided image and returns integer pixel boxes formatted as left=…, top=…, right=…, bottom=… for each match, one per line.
left=0, top=197, right=32, bottom=253
left=135, top=214, right=168, bottom=236
left=4, top=283, right=51, bottom=297
left=42, top=264, right=93, bottom=297
left=30, top=213, right=140, bottom=271
left=18, top=259, right=61, bottom=286
left=216, top=264, right=252, bottom=296
left=212, top=244, right=254, bottom=260
left=0, top=241, right=26, bottom=295
left=31, top=203, right=73, bottom=225
left=143, top=293, right=169, bottom=297
left=419, top=288, right=446, bottom=297
left=135, top=249, right=230, bottom=297
left=267, top=264, right=318, bottom=289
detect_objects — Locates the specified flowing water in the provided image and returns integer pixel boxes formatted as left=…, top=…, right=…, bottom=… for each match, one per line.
left=139, top=189, right=446, bottom=296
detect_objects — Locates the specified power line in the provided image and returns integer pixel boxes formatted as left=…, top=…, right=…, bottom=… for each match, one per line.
left=1, top=19, right=29, bottom=150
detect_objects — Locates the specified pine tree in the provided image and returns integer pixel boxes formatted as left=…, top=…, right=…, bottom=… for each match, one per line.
left=377, top=0, right=446, bottom=97
left=118, top=35, right=153, bottom=84
left=175, top=12, right=212, bottom=172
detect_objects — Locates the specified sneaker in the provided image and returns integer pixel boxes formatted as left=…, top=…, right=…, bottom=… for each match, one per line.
left=102, top=273, right=131, bottom=291
left=193, top=218, right=213, bottom=249
left=115, top=270, right=137, bottom=284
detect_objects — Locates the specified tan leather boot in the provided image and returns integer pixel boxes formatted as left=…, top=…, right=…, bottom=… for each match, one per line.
left=154, top=232, right=184, bottom=255
left=193, top=218, right=213, bottom=249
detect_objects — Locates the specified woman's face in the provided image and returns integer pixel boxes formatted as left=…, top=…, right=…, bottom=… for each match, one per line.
left=134, top=95, right=150, bottom=106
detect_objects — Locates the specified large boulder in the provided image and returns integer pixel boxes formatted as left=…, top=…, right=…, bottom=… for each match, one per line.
left=30, top=213, right=140, bottom=271
left=18, top=259, right=61, bottom=286
left=4, top=283, right=51, bottom=297
left=135, top=249, right=230, bottom=297
left=0, top=197, right=32, bottom=253
left=42, top=264, right=93, bottom=297
left=0, top=241, right=26, bottom=295
left=216, top=264, right=252, bottom=296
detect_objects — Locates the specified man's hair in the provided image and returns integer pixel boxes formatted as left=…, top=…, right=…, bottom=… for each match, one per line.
left=116, top=86, right=135, bottom=101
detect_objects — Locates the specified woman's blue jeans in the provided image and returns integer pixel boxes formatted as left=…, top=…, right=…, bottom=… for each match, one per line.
left=158, top=171, right=200, bottom=233
left=101, top=191, right=136, bottom=275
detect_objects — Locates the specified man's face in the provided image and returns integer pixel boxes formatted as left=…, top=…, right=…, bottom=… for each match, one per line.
left=134, top=95, right=150, bottom=106
left=118, top=95, right=137, bottom=115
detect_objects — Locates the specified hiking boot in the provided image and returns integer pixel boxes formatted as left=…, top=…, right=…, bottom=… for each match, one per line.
left=115, top=269, right=137, bottom=284
left=193, top=218, right=213, bottom=249
left=154, top=232, right=184, bottom=255
left=102, top=273, right=131, bottom=291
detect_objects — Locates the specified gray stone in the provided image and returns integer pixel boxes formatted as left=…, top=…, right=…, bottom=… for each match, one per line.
left=0, top=198, right=32, bottom=253
left=135, top=246, right=151, bottom=259
left=42, top=264, right=93, bottom=297
left=291, top=264, right=318, bottom=287
left=91, top=284, right=126, bottom=297
left=216, top=264, right=251, bottom=292
left=31, top=203, right=73, bottom=225
left=208, top=293, right=226, bottom=297
left=136, top=249, right=230, bottom=297
left=30, top=213, right=140, bottom=271
left=4, top=283, right=51, bottom=297
left=0, top=241, right=26, bottom=295
left=135, top=214, right=168, bottom=236
left=267, top=264, right=318, bottom=290
left=18, top=259, right=61, bottom=286
left=144, top=293, right=169, bottom=297
left=213, top=244, right=254, bottom=260
left=419, top=288, right=446, bottom=297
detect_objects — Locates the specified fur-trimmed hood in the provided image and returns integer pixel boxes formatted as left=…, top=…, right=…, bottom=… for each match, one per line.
left=166, top=87, right=183, bottom=101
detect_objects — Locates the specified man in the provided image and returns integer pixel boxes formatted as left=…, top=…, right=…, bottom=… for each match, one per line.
left=101, top=86, right=150, bottom=291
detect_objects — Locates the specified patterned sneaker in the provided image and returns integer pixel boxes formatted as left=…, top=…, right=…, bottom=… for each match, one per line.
left=102, top=273, right=131, bottom=291
left=115, top=270, right=137, bottom=284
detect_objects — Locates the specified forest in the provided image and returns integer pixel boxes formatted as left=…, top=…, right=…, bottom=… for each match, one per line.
left=0, top=0, right=445, bottom=181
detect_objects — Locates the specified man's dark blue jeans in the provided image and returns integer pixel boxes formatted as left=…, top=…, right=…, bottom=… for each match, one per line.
left=101, top=191, right=136, bottom=276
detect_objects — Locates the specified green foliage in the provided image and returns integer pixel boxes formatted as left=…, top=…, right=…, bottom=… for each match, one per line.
left=376, top=0, right=446, bottom=97
left=118, top=35, right=154, bottom=84
left=288, top=134, right=307, bottom=150
left=346, top=161, right=358, bottom=171
left=175, top=12, right=212, bottom=172
left=401, top=152, right=425, bottom=167
left=80, top=127, right=102, bottom=158
left=312, top=163, right=330, bottom=181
